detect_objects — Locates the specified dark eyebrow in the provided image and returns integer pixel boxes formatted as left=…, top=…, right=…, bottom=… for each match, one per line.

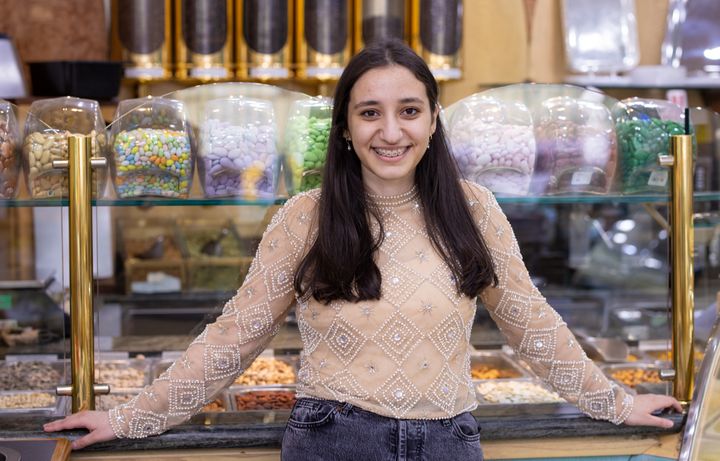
left=352, top=97, right=426, bottom=110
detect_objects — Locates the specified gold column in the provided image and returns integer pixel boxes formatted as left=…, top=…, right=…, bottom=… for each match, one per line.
left=54, top=136, right=110, bottom=411
left=68, top=135, right=96, bottom=412
left=661, top=134, right=695, bottom=404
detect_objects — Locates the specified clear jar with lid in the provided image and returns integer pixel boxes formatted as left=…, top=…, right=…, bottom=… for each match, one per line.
left=533, top=95, right=617, bottom=195
left=22, top=97, right=108, bottom=199
left=447, top=94, right=536, bottom=196
left=109, top=98, right=194, bottom=198
left=197, top=97, right=280, bottom=199
left=0, top=100, right=20, bottom=199
left=284, top=97, right=332, bottom=194
left=613, top=98, right=689, bottom=194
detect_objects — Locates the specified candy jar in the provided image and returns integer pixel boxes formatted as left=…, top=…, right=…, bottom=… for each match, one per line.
left=197, top=97, right=279, bottom=199
left=0, top=100, right=20, bottom=199
left=284, top=97, right=332, bottom=194
left=448, top=94, right=536, bottom=196
left=109, top=97, right=194, bottom=198
left=613, top=98, right=689, bottom=194
left=533, top=95, right=617, bottom=195
left=22, top=97, right=108, bottom=199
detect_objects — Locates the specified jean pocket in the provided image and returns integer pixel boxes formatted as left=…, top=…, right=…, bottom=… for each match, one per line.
left=287, top=399, right=337, bottom=429
left=450, top=412, right=481, bottom=443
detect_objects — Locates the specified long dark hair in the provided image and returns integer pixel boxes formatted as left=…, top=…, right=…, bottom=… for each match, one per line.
left=294, top=39, right=497, bottom=303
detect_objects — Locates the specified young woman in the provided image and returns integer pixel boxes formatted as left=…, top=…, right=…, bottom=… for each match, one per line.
left=45, top=40, right=681, bottom=460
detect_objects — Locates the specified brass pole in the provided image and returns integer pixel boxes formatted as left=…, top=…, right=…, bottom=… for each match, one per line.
left=68, top=135, right=96, bottom=412
left=669, top=134, right=695, bottom=403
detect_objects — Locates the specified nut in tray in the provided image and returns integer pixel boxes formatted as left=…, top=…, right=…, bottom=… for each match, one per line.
left=230, top=387, right=296, bottom=411
left=470, top=351, right=531, bottom=381
left=602, top=363, right=667, bottom=393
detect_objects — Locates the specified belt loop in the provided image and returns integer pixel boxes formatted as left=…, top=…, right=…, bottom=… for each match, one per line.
left=441, top=419, right=451, bottom=427
left=341, top=402, right=353, bottom=415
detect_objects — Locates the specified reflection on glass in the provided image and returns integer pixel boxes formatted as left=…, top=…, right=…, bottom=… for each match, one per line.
left=561, top=0, right=639, bottom=74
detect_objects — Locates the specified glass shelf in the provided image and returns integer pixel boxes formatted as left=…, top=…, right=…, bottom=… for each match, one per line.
left=0, top=197, right=286, bottom=208
left=3, top=192, right=720, bottom=208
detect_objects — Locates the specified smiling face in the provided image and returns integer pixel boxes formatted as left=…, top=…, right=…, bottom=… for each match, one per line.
left=346, top=65, right=438, bottom=196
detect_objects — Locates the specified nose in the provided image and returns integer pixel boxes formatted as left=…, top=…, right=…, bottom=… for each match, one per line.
left=380, top=115, right=403, bottom=144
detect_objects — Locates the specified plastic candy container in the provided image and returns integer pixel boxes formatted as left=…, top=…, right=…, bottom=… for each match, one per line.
left=613, top=98, right=688, bottom=194
left=284, top=97, right=332, bottom=194
left=110, top=98, right=193, bottom=198
left=448, top=94, right=536, bottom=195
left=533, top=96, right=617, bottom=195
left=22, top=97, right=107, bottom=198
left=0, top=100, right=20, bottom=199
left=197, top=97, right=279, bottom=199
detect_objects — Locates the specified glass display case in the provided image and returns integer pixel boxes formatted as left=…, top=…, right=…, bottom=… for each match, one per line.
left=0, top=83, right=714, bottom=450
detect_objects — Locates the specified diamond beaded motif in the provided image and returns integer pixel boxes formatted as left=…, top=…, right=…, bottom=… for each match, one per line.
left=108, top=183, right=632, bottom=439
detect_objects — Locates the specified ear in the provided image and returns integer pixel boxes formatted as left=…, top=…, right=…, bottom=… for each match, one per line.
left=343, top=129, right=350, bottom=140
left=430, top=104, right=440, bottom=134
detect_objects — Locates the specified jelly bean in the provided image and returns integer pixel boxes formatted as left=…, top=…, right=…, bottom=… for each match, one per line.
left=615, top=118, right=685, bottom=194
left=285, top=114, right=331, bottom=193
left=198, top=118, right=278, bottom=199
left=449, top=117, right=536, bottom=196
left=112, top=128, right=193, bottom=198
left=533, top=120, right=616, bottom=195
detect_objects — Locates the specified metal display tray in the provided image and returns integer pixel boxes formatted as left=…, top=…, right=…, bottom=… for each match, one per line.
left=470, top=350, right=532, bottom=381
left=228, top=385, right=297, bottom=411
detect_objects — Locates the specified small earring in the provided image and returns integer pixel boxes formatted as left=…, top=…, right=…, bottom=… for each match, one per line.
left=346, top=138, right=352, bottom=151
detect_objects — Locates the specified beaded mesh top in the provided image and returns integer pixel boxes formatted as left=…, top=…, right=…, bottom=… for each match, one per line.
left=108, top=181, right=632, bottom=438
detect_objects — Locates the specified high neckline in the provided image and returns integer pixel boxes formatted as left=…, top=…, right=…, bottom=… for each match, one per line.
left=366, top=185, right=419, bottom=207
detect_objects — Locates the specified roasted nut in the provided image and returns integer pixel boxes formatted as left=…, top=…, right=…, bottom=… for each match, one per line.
left=0, top=361, right=62, bottom=391
left=0, top=392, right=55, bottom=408
left=234, top=358, right=296, bottom=386
left=610, top=368, right=661, bottom=388
left=476, top=381, right=565, bottom=404
left=471, top=364, right=521, bottom=380
left=234, top=390, right=295, bottom=410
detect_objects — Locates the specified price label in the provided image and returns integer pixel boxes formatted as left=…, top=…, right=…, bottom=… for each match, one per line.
left=648, top=170, right=669, bottom=187
left=571, top=171, right=593, bottom=185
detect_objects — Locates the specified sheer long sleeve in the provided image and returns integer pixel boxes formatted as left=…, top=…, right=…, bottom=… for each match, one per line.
left=108, top=191, right=319, bottom=438
left=467, top=182, right=633, bottom=424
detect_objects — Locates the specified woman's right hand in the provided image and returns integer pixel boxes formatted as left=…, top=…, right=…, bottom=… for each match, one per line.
left=43, top=410, right=116, bottom=450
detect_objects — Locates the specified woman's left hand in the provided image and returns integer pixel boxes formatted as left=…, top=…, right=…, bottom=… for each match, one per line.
left=623, top=394, right=683, bottom=428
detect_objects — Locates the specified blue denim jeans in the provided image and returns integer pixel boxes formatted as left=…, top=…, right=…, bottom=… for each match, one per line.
left=281, top=398, right=483, bottom=461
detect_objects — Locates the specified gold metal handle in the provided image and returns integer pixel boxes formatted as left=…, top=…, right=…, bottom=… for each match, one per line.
left=660, top=368, right=676, bottom=381
left=53, top=158, right=107, bottom=169
left=668, top=134, right=695, bottom=404
left=57, top=384, right=110, bottom=396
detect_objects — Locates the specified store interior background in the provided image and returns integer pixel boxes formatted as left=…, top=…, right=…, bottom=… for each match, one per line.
left=1, top=0, right=719, bottom=346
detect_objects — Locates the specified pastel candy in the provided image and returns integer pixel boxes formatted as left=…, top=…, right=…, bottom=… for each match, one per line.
left=198, top=117, right=278, bottom=199
left=450, top=117, right=536, bottom=196
left=112, top=127, right=193, bottom=198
